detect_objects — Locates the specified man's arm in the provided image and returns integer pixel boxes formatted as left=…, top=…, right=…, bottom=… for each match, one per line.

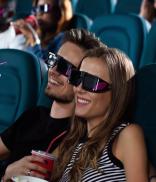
left=0, top=138, right=10, bottom=160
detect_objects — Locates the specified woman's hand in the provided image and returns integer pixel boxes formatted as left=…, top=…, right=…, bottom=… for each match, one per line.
left=12, top=19, right=40, bottom=46
left=3, top=155, right=48, bottom=181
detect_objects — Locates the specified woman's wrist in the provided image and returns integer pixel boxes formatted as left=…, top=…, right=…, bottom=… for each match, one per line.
left=26, top=23, right=40, bottom=46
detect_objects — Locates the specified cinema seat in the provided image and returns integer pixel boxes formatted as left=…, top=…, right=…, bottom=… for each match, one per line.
left=91, top=14, right=149, bottom=69
left=0, top=49, right=41, bottom=133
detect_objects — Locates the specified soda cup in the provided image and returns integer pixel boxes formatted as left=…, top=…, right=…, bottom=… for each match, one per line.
left=31, top=150, right=56, bottom=180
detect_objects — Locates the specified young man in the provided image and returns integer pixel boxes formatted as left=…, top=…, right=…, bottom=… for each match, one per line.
left=0, top=28, right=105, bottom=180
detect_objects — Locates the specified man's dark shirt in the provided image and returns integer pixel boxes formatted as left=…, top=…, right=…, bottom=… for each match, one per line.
left=0, top=106, right=70, bottom=177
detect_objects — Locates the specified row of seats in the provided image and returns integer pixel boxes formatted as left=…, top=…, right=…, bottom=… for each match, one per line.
left=84, top=13, right=156, bottom=70
left=15, top=0, right=142, bottom=23
left=90, top=13, right=149, bottom=70
left=65, top=12, right=155, bottom=71
left=72, top=0, right=142, bottom=20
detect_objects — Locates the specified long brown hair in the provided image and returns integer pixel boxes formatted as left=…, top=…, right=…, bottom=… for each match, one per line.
left=52, top=47, right=135, bottom=182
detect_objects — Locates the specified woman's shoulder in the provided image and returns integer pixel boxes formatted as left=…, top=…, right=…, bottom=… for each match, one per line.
left=119, top=123, right=144, bottom=140
left=117, top=123, right=146, bottom=153
left=113, top=123, right=147, bottom=166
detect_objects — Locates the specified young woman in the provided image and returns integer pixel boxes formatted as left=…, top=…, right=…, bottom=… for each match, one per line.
left=52, top=47, right=149, bottom=182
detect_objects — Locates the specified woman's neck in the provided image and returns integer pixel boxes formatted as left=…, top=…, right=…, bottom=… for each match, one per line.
left=50, top=100, right=75, bottom=119
left=41, top=32, right=56, bottom=48
left=87, top=116, right=106, bottom=137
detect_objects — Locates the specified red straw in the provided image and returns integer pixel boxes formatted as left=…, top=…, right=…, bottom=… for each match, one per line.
left=46, top=130, right=67, bottom=152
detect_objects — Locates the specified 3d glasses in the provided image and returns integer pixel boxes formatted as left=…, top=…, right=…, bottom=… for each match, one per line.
left=32, top=4, right=51, bottom=14
left=46, top=52, right=76, bottom=77
left=69, top=70, right=111, bottom=93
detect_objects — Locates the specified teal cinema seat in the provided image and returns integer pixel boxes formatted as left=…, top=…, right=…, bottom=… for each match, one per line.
left=131, top=64, right=156, bottom=168
left=114, top=0, right=142, bottom=14
left=91, top=14, right=149, bottom=70
left=73, top=13, right=93, bottom=30
left=139, top=21, right=156, bottom=68
left=0, top=49, right=41, bottom=133
left=75, top=0, right=113, bottom=20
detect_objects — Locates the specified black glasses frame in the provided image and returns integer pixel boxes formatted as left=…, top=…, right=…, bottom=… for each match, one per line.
left=69, top=70, right=111, bottom=93
left=32, top=4, right=51, bottom=14
left=46, top=52, right=76, bottom=77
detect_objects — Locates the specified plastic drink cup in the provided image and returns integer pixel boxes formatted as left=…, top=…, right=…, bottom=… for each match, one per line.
left=31, top=150, right=56, bottom=180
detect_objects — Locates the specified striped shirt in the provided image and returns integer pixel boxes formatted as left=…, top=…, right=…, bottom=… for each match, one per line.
left=60, top=123, right=129, bottom=182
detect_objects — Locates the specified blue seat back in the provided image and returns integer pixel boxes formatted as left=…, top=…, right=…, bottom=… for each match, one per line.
left=131, top=64, right=156, bottom=167
left=115, top=0, right=142, bottom=14
left=91, top=14, right=149, bottom=69
left=71, top=0, right=79, bottom=12
left=0, top=49, right=41, bottom=133
left=139, top=21, right=156, bottom=68
left=75, top=0, right=113, bottom=20
left=73, top=13, right=93, bottom=30
left=15, top=0, right=32, bottom=19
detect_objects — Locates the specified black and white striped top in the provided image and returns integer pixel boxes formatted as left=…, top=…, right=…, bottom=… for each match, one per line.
left=59, top=123, right=129, bottom=182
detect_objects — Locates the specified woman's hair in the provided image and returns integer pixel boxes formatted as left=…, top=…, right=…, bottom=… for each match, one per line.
left=62, top=28, right=107, bottom=52
left=53, top=0, right=73, bottom=33
left=52, top=47, right=135, bottom=182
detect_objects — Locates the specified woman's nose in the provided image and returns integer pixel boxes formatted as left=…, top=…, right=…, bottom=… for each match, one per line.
left=74, top=83, right=84, bottom=92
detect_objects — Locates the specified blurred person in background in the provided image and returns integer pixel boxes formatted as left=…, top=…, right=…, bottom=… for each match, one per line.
left=0, top=0, right=19, bottom=48
left=0, top=0, right=39, bottom=50
left=19, top=0, right=74, bottom=60
left=0, top=0, right=75, bottom=61
left=140, top=0, right=156, bottom=23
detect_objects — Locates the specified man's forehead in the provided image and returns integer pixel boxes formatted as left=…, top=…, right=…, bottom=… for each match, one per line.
left=57, top=42, right=85, bottom=68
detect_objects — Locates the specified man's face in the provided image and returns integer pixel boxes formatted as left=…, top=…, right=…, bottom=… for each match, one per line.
left=45, top=42, right=85, bottom=103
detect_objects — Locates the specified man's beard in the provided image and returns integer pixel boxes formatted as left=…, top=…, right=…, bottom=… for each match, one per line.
left=45, top=88, right=74, bottom=104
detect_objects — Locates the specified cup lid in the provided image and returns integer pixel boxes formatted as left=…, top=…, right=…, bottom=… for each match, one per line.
left=12, top=175, right=48, bottom=182
left=31, top=150, right=56, bottom=160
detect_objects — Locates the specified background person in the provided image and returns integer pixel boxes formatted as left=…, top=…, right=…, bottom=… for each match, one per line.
left=140, top=0, right=156, bottom=23
left=21, top=0, right=74, bottom=60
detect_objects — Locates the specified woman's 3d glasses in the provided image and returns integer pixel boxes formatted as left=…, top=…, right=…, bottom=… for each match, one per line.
left=46, top=52, right=76, bottom=77
left=32, top=4, right=51, bottom=14
left=69, top=70, right=111, bottom=93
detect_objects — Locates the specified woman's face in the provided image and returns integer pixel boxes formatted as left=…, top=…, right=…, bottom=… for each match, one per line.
left=74, top=57, right=112, bottom=126
left=36, top=0, right=58, bottom=32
